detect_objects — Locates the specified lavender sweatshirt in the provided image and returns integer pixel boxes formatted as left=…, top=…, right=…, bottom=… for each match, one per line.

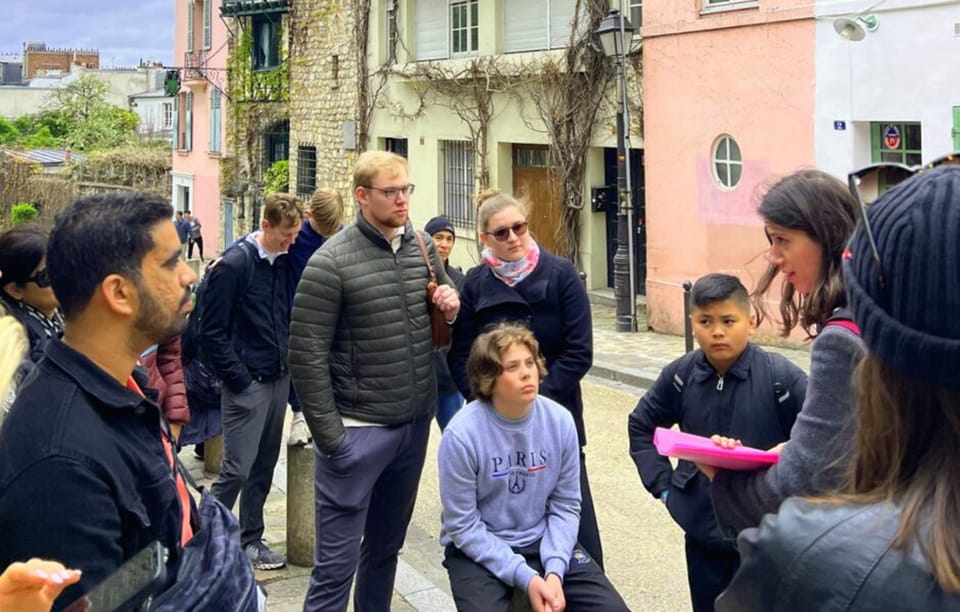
left=439, top=396, right=581, bottom=590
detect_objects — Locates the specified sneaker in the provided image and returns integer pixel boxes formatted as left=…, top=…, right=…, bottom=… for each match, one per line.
left=287, top=412, right=311, bottom=446
left=193, top=443, right=204, bottom=461
left=245, top=540, right=286, bottom=571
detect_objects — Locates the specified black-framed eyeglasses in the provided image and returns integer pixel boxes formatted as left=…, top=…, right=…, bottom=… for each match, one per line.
left=26, top=268, right=51, bottom=288
left=362, top=184, right=415, bottom=201
left=485, top=221, right=529, bottom=242
left=847, top=152, right=960, bottom=289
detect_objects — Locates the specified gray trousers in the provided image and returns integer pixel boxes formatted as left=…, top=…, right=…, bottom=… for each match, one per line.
left=303, top=411, right=432, bottom=612
left=211, top=375, right=289, bottom=548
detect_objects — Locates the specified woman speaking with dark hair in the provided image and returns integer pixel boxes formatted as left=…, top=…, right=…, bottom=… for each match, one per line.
left=698, top=170, right=866, bottom=534
left=448, top=189, right=604, bottom=568
left=718, top=165, right=960, bottom=610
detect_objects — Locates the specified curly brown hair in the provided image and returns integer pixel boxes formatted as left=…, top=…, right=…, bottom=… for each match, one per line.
left=467, top=323, right=547, bottom=403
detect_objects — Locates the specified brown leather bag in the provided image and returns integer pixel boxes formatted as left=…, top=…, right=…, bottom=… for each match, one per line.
left=414, top=232, right=451, bottom=349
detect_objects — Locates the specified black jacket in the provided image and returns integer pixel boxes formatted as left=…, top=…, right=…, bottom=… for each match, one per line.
left=0, top=339, right=185, bottom=609
left=628, top=344, right=807, bottom=547
left=199, top=237, right=291, bottom=393
left=435, top=262, right=465, bottom=396
left=448, top=250, right=592, bottom=445
left=718, top=498, right=960, bottom=611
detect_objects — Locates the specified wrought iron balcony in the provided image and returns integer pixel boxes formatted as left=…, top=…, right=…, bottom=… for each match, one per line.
left=220, top=0, right=288, bottom=17
left=184, top=50, right=208, bottom=83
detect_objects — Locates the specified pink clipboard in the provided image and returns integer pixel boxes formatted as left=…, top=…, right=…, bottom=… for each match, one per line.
left=653, top=427, right=780, bottom=471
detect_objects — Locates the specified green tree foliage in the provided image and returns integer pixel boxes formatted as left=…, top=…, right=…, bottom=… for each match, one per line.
left=1, top=74, right=141, bottom=151
left=263, top=160, right=290, bottom=194
left=11, top=203, right=39, bottom=226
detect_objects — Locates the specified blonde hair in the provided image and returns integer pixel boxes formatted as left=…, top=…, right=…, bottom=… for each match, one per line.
left=309, top=188, right=345, bottom=236
left=475, top=189, right=529, bottom=234
left=467, top=324, right=547, bottom=403
left=353, top=151, right=408, bottom=191
left=0, top=315, right=28, bottom=407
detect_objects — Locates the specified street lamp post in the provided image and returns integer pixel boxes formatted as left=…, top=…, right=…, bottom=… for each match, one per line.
left=596, top=9, right=636, bottom=332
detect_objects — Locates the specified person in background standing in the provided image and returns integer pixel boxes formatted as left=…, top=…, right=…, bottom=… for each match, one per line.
left=424, top=215, right=465, bottom=431
left=174, top=211, right=190, bottom=258
left=185, top=210, right=204, bottom=262
left=285, top=187, right=345, bottom=446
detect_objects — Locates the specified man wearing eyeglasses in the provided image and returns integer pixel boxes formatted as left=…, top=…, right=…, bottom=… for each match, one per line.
left=289, top=150, right=460, bottom=612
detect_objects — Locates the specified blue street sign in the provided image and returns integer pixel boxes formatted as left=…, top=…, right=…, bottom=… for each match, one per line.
left=834, top=121, right=846, bottom=131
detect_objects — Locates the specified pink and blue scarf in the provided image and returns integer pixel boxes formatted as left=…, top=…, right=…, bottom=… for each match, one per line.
left=481, top=239, right=541, bottom=287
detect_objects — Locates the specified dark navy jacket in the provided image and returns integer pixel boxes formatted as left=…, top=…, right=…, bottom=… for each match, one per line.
left=199, top=237, right=291, bottom=393
left=287, top=220, right=330, bottom=307
left=0, top=339, right=185, bottom=609
left=435, top=262, right=464, bottom=396
left=628, top=343, right=807, bottom=547
left=449, top=250, right=593, bottom=445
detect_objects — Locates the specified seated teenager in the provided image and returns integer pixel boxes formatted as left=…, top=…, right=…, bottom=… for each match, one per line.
left=439, top=324, right=627, bottom=612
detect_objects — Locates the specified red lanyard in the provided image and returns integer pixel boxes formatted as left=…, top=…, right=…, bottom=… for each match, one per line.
left=126, top=377, right=193, bottom=545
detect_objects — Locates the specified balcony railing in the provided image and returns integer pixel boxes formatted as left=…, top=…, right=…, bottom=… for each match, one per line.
left=220, top=0, right=288, bottom=17
left=184, top=50, right=208, bottom=82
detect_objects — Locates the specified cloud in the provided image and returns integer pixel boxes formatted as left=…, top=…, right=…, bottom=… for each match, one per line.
left=1, top=0, right=172, bottom=66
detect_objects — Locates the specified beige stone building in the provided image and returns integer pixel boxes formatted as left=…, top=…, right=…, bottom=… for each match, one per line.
left=280, top=0, right=644, bottom=290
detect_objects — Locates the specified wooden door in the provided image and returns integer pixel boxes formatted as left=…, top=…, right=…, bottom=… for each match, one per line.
left=512, top=145, right=564, bottom=256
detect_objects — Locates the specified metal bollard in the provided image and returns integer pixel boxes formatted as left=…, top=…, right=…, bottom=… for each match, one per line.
left=682, top=280, right=694, bottom=353
left=203, top=434, right=223, bottom=476
left=286, top=443, right=316, bottom=567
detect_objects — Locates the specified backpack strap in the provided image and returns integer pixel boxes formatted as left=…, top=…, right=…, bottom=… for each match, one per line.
left=766, top=352, right=799, bottom=439
left=823, top=308, right=861, bottom=336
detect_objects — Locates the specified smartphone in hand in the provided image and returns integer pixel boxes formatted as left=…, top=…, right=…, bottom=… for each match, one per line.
left=63, top=541, right=168, bottom=612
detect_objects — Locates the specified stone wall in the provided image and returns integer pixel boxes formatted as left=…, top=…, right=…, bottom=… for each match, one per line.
left=288, top=0, right=358, bottom=221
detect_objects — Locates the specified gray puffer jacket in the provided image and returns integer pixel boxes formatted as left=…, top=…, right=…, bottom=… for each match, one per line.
left=289, top=213, right=452, bottom=454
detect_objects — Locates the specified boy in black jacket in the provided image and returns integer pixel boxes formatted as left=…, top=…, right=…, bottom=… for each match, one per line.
left=627, top=273, right=807, bottom=612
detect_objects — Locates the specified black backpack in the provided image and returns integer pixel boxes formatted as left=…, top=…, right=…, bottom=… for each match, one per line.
left=181, top=238, right=257, bottom=369
left=673, top=349, right=800, bottom=440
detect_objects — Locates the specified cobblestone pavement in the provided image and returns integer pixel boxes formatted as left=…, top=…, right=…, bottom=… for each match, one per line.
left=176, top=297, right=813, bottom=611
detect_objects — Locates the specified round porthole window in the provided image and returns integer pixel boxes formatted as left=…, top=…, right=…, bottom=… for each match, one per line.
left=712, top=135, right=743, bottom=189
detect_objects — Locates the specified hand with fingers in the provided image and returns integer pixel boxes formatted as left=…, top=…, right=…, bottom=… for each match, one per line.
left=0, top=559, right=82, bottom=612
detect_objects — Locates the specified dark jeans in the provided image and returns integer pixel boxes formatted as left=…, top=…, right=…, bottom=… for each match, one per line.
left=188, top=236, right=204, bottom=260
left=303, top=411, right=432, bottom=612
left=443, top=541, right=628, bottom=612
left=434, top=390, right=463, bottom=431
left=684, top=536, right=740, bottom=612
left=210, top=375, right=288, bottom=547
left=577, top=452, right=604, bottom=571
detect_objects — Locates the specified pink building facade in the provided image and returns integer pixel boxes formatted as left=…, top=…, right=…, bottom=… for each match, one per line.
left=642, top=1, right=815, bottom=337
left=171, top=0, right=228, bottom=253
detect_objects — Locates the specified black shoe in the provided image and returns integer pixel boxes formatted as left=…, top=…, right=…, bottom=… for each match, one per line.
left=245, top=541, right=286, bottom=570
left=193, top=443, right=204, bottom=460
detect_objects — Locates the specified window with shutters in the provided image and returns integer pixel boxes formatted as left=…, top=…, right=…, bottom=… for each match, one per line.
left=209, top=88, right=222, bottom=154
left=503, top=0, right=579, bottom=53
left=202, top=0, right=212, bottom=49
left=186, top=1, right=195, bottom=53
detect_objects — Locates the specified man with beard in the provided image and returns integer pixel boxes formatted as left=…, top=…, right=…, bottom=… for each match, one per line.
left=200, top=193, right=303, bottom=570
left=290, top=151, right=460, bottom=611
left=0, top=192, right=198, bottom=608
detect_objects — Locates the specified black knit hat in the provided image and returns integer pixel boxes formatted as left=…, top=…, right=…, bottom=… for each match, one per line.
left=843, top=165, right=960, bottom=388
left=424, top=216, right=456, bottom=239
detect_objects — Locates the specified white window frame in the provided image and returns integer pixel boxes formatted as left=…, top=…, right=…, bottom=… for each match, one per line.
left=449, top=0, right=478, bottom=56
left=503, top=0, right=580, bottom=54
left=712, top=135, right=742, bottom=190
left=385, top=0, right=398, bottom=63
left=701, top=0, right=759, bottom=15
left=628, top=0, right=642, bottom=31
left=162, top=101, right=173, bottom=129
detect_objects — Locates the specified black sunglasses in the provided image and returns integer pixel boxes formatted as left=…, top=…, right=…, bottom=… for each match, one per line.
left=847, top=152, right=960, bottom=289
left=26, top=268, right=51, bottom=288
left=484, top=221, right=529, bottom=242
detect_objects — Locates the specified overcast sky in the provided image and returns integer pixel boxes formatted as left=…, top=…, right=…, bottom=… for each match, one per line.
left=1, top=0, right=173, bottom=67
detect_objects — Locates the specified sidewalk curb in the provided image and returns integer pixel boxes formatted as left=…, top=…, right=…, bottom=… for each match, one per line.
left=589, top=361, right=657, bottom=391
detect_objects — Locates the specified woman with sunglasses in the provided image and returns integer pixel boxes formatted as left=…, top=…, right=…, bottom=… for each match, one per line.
left=0, top=224, right=64, bottom=364
left=697, top=170, right=865, bottom=534
left=448, top=189, right=605, bottom=569
left=717, top=165, right=960, bottom=611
